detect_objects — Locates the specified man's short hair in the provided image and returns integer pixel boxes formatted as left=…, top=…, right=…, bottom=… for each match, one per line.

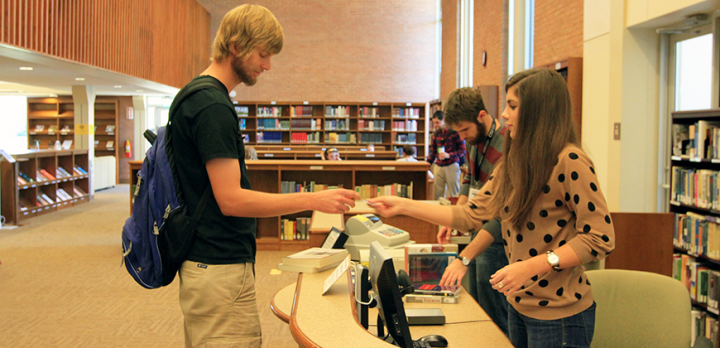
left=444, top=87, right=487, bottom=126
left=432, top=110, right=444, bottom=121
left=212, top=4, right=285, bottom=62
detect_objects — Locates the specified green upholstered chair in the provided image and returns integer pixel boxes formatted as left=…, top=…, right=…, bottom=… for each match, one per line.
left=585, top=269, right=691, bottom=347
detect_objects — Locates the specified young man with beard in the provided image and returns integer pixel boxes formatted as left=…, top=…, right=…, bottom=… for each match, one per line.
left=170, top=5, right=360, bottom=347
left=435, top=87, right=509, bottom=336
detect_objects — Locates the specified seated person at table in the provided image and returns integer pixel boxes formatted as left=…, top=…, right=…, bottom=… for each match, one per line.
left=324, top=147, right=342, bottom=161
left=245, top=146, right=258, bottom=160
left=397, top=145, right=433, bottom=179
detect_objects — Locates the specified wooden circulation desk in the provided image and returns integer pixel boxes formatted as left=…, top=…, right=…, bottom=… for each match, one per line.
left=271, top=268, right=513, bottom=347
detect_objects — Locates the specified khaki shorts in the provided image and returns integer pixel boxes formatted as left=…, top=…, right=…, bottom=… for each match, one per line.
left=179, top=261, right=261, bottom=348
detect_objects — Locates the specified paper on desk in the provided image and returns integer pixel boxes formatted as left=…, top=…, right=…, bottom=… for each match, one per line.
left=322, top=256, right=351, bottom=295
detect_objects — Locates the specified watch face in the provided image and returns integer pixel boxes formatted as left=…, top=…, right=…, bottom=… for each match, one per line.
left=548, top=253, right=559, bottom=265
left=462, top=257, right=471, bottom=266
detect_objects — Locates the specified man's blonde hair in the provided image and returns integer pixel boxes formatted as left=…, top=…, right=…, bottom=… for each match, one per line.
left=212, top=4, right=284, bottom=62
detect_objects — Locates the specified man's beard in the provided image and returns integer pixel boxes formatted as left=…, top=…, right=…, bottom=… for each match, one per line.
left=231, top=56, right=257, bottom=86
left=466, top=120, right=487, bottom=145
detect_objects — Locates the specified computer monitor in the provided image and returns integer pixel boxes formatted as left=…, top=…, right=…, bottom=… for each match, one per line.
left=369, top=241, right=413, bottom=348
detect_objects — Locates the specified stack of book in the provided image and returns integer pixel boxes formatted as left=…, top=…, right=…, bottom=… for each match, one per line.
left=277, top=248, right=348, bottom=273
left=404, top=243, right=460, bottom=304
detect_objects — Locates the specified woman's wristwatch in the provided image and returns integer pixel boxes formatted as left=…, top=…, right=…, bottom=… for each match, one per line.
left=546, top=250, right=561, bottom=271
left=460, top=256, right=472, bottom=266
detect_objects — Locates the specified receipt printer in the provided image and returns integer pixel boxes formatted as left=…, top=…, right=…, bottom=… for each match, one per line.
left=344, top=214, right=415, bottom=261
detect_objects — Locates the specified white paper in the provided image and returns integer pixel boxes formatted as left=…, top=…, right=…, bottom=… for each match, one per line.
left=322, top=256, right=350, bottom=295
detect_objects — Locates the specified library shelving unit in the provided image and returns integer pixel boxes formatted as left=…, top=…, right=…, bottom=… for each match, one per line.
left=245, top=160, right=431, bottom=251
left=233, top=101, right=428, bottom=160
left=537, top=57, right=583, bottom=142
left=94, top=98, right=119, bottom=185
left=1, top=149, right=90, bottom=224
left=27, top=97, right=75, bottom=149
left=669, top=108, right=720, bottom=333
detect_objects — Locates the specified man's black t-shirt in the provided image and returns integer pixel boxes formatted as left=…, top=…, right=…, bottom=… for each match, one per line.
left=171, top=75, right=256, bottom=265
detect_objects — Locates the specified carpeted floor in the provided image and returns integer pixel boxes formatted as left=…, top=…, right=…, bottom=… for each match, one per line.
left=0, top=185, right=299, bottom=348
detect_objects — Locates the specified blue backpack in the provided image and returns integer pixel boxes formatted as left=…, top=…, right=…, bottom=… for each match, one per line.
left=121, top=80, right=221, bottom=289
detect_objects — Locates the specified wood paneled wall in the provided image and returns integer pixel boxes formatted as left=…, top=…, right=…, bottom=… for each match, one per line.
left=0, top=0, right=210, bottom=89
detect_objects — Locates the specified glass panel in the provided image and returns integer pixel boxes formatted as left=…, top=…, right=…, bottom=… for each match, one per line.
left=0, top=96, right=28, bottom=152
left=675, top=33, right=713, bottom=111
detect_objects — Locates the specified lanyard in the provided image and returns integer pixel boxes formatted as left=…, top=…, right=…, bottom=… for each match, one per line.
left=474, top=118, right=496, bottom=183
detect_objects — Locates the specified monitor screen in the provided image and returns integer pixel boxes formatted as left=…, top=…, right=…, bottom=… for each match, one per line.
left=369, top=241, right=413, bottom=348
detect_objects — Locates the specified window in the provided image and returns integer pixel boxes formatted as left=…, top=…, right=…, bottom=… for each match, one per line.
left=457, top=0, right=473, bottom=88
left=0, top=96, right=28, bottom=153
left=508, top=0, right=535, bottom=75
left=674, top=33, right=713, bottom=111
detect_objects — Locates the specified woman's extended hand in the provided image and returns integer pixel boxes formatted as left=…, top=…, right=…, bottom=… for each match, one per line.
left=366, top=196, right=408, bottom=217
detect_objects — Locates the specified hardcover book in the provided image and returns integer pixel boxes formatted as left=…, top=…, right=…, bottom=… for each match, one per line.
left=282, top=248, right=348, bottom=268
left=412, top=284, right=462, bottom=297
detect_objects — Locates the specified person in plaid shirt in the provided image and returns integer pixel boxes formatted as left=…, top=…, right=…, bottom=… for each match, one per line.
left=427, top=110, right=466, bottom=200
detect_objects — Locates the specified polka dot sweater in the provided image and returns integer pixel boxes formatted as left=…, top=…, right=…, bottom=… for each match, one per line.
left=449, top=145, right=615, bottom=320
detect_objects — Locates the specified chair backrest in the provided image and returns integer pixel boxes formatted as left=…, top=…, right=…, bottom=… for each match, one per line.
left=585, top=269, right=690, bottom=347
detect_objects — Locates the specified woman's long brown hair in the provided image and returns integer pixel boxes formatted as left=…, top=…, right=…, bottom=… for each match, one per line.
left=491, top=68, right=580, bottom=231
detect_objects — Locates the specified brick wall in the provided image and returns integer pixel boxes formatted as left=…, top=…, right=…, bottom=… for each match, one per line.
left=440, top=0, right=458, bottom=99
left=198, top=0, right=437, bottom=103
left=533, top=0, right=583, bottom=67
left=473, top=0, right=509, bottom=116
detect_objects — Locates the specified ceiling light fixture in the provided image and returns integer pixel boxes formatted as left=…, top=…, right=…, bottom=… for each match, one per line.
left=114, top=85, right=122, bottom=88
left=136, top=90, right=143, bottom=92
left=19, top=67, right=33, bottom=71
left=75, top=77, right=85, bottom=81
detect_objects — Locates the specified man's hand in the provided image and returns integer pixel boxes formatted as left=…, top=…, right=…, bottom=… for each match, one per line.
left=439, top=259, right=468, bottom=286
left=309, top=189, right=360, bottom=214
left=438, top=152, right=449, bottom=160
left=437, top=226, right=453, bottom=244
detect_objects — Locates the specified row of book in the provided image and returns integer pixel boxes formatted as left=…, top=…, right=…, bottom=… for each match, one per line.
left=324, top=119, right=350, bottom=131
left=675, top=212, right=720, bottom=259
left=94, top=140, right=114, bottom=150
left=673, top=121, right=720, bottom=160
left=392, top=108, right=421, bottom=119
left=280, top=181, right=343, bottom=193
left=394, top=133, right=417, bottom=144
left=258, top=119, right=290, bottom=130
left=290, top=106, right=314, bottom=117
left=29, top=124, right=74, bottom=134
left=358, top=120, right=386, bottom=131
left=691, top=309, right=720, bottom=348
left=290, top=132, right=321, bottom=144
left=326, top=132, right=357, bottom=143
left=325, top=106, right=351, bottom=117
left=359, top=133, right=383, bottom=143
left=256, top=132, right=283, bottom=143
left=292, top=118, right=322, bottom=130
left=18, top=166, right=87, bottom=184
left=391, top=120, right=419, bottom=131
left=355, top=182, right=413, bottom=199
left=671, top=167, right=720, bottom=209
left=359, top=106, right=380, bottom=118
left=235, top=106, right=250, bottom=117
left=239, top=119, right=246, bottom=130
left=18, top=187, right=86, bottom=210
left=673, top=254, right=719, bottom=308
left=280, top=217, right=311, bottom=241
left=32, top=140, right=72, bottom=149
left=258, top=106, right=283, bottom=117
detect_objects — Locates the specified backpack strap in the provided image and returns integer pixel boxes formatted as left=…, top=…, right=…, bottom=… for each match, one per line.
left=166, top=77, right=230, bottom=221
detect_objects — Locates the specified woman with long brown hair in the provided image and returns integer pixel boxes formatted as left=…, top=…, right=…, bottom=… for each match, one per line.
left=369, top=68, right=614, bottom=347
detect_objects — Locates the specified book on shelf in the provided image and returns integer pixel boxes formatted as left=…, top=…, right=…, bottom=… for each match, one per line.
left=17, top=176, right=28, bottom=185
left=61, top=140, right=72, bottom=149
left=74, top=187, right=87, bottom=196
left=74, top=166, right=87, bottom=175
left=33, top=124, right=45, bottom=133
left=47, top=125, right=58, bottom=133
left=281, top=248, right=348, bottom=269
left=40, top=169, right=56, bottom=181
left=280, top=217, right=311, bottom=240
left=105, top=125, right=115, bottom=133
left=18, top=172, right=34, bottom=183
left=60, top=125, right=72, bottom=133
left=106, top=140, right=114, bottom=149
left=35, top=171, right=45, bottom=182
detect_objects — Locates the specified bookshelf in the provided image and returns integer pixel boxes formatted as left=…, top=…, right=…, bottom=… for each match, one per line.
left=27, top=97, right=75, bottom=150
left=1, top=149, right=90, bottom=224
left=234, top=101, right=428, bottom=160
left=669, top=108, right=720, bottom=339
left=537, top=57, right=583, bottom=142
left=94, top=98, right=119, bottom=185
left=246, top=160, right=431, bottom=251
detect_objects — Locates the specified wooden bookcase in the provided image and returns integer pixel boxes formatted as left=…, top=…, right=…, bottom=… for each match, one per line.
left=94, top=98, right=119, bottom=185
left=537, top=57, right=583, bottom=142
left=669, top=109, right=720, bottom=323
left=234, top=101, right=428, bottom=160
left=27, top=97, right=75, bottom=149
left=1, top=149, right=90, bottom=224
left=246, top=160, right=431, bottom=251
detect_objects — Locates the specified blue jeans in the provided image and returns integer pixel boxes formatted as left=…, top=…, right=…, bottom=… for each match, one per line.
left=507, top=301, right=596, bottom=348
left=468, top=243, right=509, bottom=337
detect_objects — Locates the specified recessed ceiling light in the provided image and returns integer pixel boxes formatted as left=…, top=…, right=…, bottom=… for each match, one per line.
left=75, top=77, right=85, bottom=81
left=136, top=90, right=144, bottom=92
left=114, top=85, right=122, bottom=88
left=19, top=67, right=33, bottom=71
